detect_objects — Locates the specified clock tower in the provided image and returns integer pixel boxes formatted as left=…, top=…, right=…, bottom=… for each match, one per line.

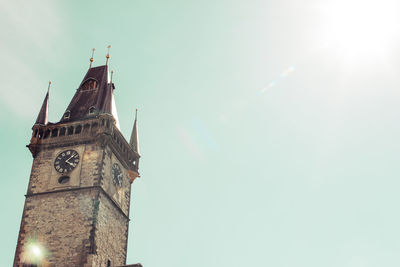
left=13, top=59, right=141, bottom=267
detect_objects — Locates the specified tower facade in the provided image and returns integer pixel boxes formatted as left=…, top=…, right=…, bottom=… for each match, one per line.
left=14, top=63, right=140, bottom=267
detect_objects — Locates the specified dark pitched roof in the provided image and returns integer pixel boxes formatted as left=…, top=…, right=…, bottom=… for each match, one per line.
left=60, top=65, right=117, bottom=123
left=35, top=89, right=49, bottom=125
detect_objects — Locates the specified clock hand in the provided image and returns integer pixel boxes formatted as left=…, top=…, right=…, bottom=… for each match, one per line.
left=65, top=155, right=74, bottom=164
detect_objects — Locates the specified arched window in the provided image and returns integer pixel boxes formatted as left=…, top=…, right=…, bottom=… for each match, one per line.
left=81, top=79, right=98, bottom=90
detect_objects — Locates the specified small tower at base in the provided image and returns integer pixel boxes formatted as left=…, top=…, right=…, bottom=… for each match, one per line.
left=14, top=57, right=142, bottom=267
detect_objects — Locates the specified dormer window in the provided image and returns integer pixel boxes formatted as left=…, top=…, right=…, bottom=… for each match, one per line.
left=63, top=110, right=71, bottom=119
left=81, top=79, right=98, bottom=91
left=88, top=106, right=96, bottom=115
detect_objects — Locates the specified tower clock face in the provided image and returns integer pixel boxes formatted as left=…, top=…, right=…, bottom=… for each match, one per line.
left=112, top=163, right=123, bottom=187
left=54, top=150, right=80, bottom=173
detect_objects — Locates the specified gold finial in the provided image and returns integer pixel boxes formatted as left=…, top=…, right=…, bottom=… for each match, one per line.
left=89, top=48, right=95, bottom=68
left=106, top=45, right=111, bottom=65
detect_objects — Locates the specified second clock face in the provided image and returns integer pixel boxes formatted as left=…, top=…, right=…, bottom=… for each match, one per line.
left=112, top=163, right=123, bottom=187
left=54, top=150, right=80, bottom=174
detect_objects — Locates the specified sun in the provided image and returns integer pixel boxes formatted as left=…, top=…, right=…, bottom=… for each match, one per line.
left=315, top=0, right=400, bottom=64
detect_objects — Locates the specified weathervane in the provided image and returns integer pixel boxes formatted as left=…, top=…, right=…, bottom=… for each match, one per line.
left=89, top=48, right=95, bottom=68
left=106, top=45, right=111, bottom=65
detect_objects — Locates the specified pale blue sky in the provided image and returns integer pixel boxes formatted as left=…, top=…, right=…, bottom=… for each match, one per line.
left=1, top=0, right=400, bottom=266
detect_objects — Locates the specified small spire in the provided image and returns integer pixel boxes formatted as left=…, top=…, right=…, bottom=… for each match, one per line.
left=35, top=82, right=50, bottom=125
left=129, top=108, right=140, bottom=154
left=89, top=48, right=95, bottom=68
left=106, top=45, right=111, bottom=65
left=110, top=70, right=114, bottom=84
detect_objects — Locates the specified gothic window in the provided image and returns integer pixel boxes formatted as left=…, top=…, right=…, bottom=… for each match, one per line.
left=59, top=127, right=66, bottom=136
left=81, top=79, right=98, bottom=90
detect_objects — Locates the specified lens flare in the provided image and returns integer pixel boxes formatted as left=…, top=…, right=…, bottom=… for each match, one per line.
left=21, top=238, right=48, bottom=265
left=260, top=65, right=296, bottom=93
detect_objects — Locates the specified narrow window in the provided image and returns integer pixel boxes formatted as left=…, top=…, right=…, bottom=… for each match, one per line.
left=107, top=259, right=111, bottom=267
left=91, top=122, right=98, bottom=131
left=43, top=129, right=50, bottom=139
left=51, top=128, right=58, bottom=137
left=83, top=124, right=90, bottom=132
left=67, top=126, right=74, bottom=135
left=59, top=127, right=66, bottom=136
left=75, top=125, right=82, bottom=134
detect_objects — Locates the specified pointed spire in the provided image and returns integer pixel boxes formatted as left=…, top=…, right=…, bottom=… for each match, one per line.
left=106, top=45, right=111, bottom=65
left=35, top=81, right=50, bottom=125
left=89, top=48, right=95, bottom=68
left=129, top=109, right=140, bottom=154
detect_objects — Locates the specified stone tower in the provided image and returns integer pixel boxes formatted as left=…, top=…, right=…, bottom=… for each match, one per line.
left=13, top=62, right=141, bottom=267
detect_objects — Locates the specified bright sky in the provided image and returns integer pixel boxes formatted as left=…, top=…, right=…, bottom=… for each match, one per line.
left=1, top=0, right=400, bottom=266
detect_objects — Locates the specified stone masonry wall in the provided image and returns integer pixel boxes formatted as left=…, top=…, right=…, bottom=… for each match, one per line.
left=14, top=189, right=97, bottom=266
left=87, top=191, right=129, bottom=267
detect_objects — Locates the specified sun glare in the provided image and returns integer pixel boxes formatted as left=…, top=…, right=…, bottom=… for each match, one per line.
left=317, top=0, right=400, bottom=64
